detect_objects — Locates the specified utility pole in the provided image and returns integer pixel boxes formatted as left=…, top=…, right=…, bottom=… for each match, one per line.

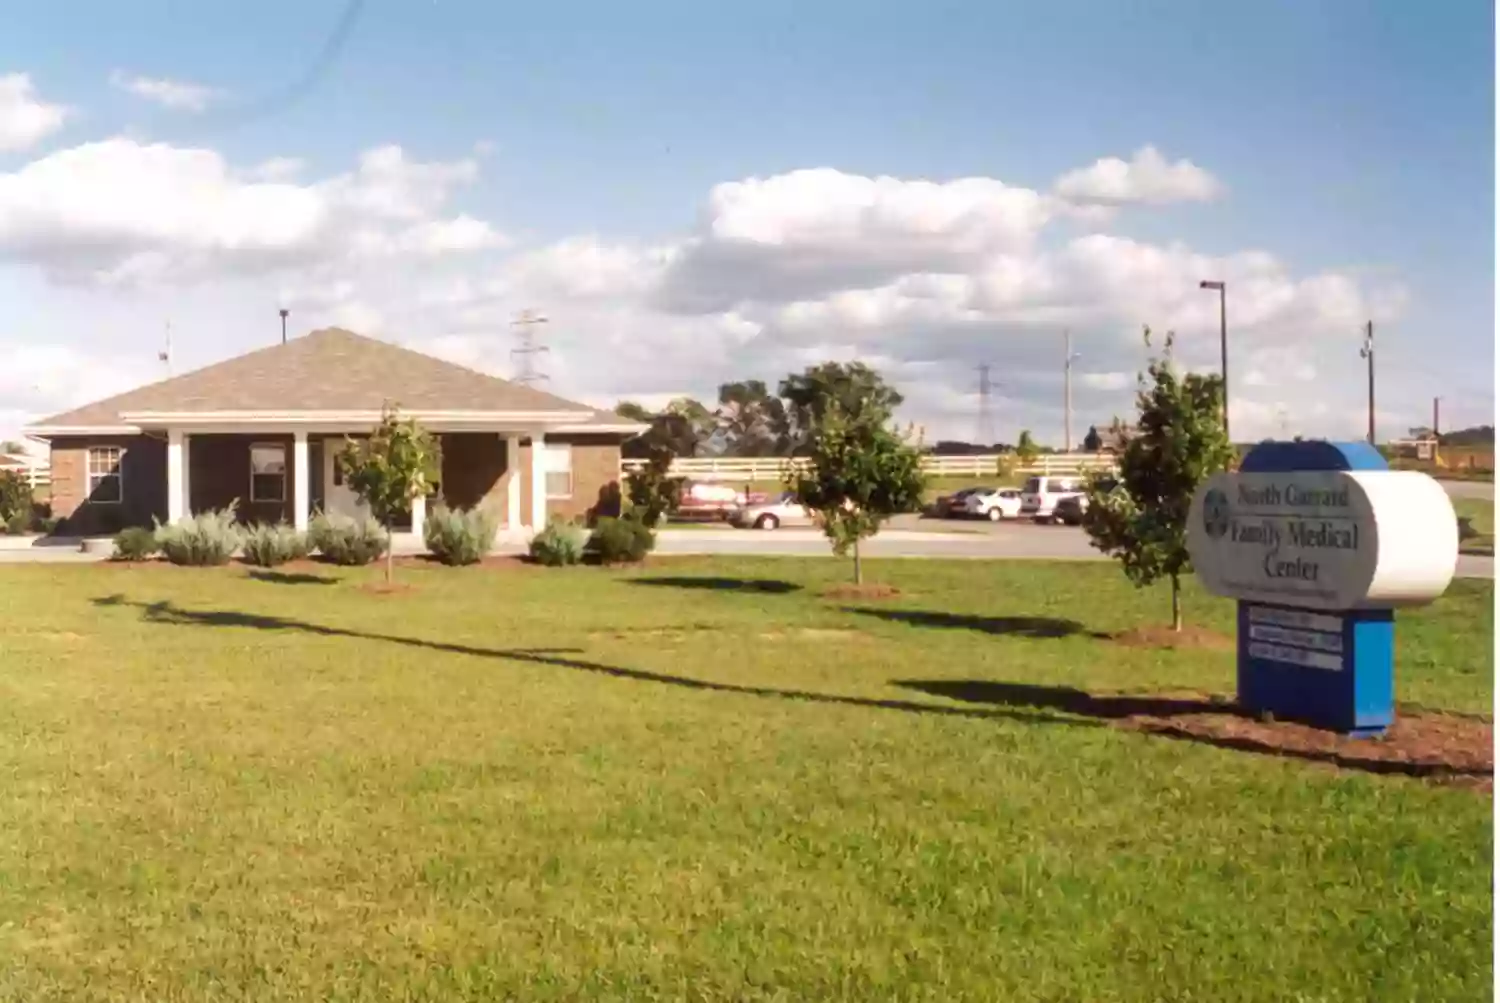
left=1063, top=329, right=1081, bottom=452
left=1359, top=320, right=1375, bottom=444
left=279, top=308, right=289, bottom=345
left=975, top=364, right=996, bottom=446
left=511, top=309, right=550, bottom=386
left=1433, top=396, right=1442, bottom=438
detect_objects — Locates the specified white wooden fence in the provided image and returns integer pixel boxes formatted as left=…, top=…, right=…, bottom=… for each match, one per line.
left=0, top=460, right=49, bottom=489
left=621, top=452, right=1115, bottom=481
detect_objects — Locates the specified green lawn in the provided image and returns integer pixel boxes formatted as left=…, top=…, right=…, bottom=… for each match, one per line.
left=0, top=558, right=1490, bottom=1001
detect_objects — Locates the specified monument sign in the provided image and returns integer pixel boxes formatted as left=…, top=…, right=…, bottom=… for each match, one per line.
left=1187, top=440, right=1458, bottom=735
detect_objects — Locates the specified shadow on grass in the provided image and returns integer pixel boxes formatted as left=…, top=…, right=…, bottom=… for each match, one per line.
left=896, top=679, right=1489, bottom=783
left=630, top=576, right=803, bottom=595
left=87, top=595, right=1085, bottom=730
left=849, top=608, right=1090, bottom=639
left=897, top=679, right=1231, bottom=718
left=246, top=569, right=339, bottom=586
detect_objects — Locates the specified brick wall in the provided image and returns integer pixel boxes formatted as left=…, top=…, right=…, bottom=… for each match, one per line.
left=517, top=433, right=624, bottom=525
left=188, top=434, right=302, bottom=524
left=439, top=433, right=511, bottom=518
left=49, top=435, right=167, bottom=534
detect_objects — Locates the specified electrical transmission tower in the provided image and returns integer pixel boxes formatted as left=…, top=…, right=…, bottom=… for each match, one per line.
left=976, top=364, right=996, bottom=446
left=510, top=309, right=550, bottom=386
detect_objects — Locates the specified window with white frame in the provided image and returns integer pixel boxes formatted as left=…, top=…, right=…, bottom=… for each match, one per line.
left=86, top=446, right=123, bottom=503
left=542, top=443, right=573, bottom=499
left=250, top=443, right=287, bottom=502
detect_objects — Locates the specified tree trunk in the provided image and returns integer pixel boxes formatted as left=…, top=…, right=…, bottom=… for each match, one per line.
left=385, top=519, right=394, bottom=586
left=1171, top=574, right=1182, bottom=632
left=853, top=538, right=863, bottom=586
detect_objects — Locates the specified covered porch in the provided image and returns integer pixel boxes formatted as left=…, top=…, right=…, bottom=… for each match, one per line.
left=153, top=412, right=586, bottom=544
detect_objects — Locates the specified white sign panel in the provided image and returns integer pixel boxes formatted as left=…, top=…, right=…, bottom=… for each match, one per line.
left=1188, top=470, right=1458, bottom=611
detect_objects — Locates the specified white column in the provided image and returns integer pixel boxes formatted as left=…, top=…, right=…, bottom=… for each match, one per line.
left=166, top=429, right=184, bottom=524
left=411, top=492, right=426, bottom=541
left=180, top=434, right=192, bottom=516
left=529, top=431, right=547, bottom=531
left=506, top=434, right=522, bottom=530
left=292, top=432, right=310, bottom=531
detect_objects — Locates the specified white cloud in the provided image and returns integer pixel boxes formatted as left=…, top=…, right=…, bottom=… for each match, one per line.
left=654, top=168, right=1053, bottom=313
left=248, top=157, right=305, bottom=181
left=109, top=71, right=220, bottom=112
left=1079, top=371, right=1133, bottom=391
left=1054, top=145, right=1223, bottom=205
left=0, top=138, right=506, bottom=285
left=0, top=138, right=1425, bottom=446
left=0, top=73, right=67, bottom=152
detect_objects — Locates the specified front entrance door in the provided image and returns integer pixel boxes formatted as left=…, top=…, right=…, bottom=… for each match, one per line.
left=324, top=446, right=370, bottom=521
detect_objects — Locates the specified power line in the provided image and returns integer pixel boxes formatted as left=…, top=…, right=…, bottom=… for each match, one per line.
left=511, top=309, right=550, bottom=386
left=168, top=0, right=367, bottom=141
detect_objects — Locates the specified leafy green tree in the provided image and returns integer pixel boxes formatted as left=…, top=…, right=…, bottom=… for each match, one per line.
left=716, top=380, right=789, bottom=456
left=0, top=439, right=27, bottom=455
left=626, top=444, right=683, bottom=525
left=1081, top=329, right=1234, bottom=631
left=1015, top=429, right=1040, bottom=468
left=617, top=398, right=717, bottom=459
left=788, top=408, right=927, bottom=585
left=338, top=405, right=441, bottom=585
left=614, top=401, right=655, bottom=424
left=1081, top=425, right=1103, bottom=453
left=778, top=362, right=904, bottom=452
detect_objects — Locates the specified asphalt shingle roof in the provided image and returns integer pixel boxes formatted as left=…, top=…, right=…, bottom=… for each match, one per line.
left=35, top=328, right=617, bottom=427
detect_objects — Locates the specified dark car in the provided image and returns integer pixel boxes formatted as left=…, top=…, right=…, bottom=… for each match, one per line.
left=1055, top=477, right=1118, bottom=526
left=930, top=486, right=990, bottom=519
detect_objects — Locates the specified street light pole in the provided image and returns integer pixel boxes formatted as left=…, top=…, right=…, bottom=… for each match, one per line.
left=279, top=308, right=289, bottom=345
left=1199, top=280, right=1229, bottom=440
left=1359, top=320, right=1375, bottom=445
left=1063, top=329, right=1082, bottom=452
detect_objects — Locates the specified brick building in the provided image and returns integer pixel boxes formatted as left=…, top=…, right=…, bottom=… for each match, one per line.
left=26, top=328, right=644, bottom=539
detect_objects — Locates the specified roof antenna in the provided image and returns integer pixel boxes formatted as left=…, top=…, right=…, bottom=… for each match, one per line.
left=279, top=308, right=290, bottom=345
left=158, top=320, right=173, bottom=376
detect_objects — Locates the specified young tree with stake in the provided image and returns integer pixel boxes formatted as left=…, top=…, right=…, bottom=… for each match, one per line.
left=338, top=405, right=441, bottom=585
left=1081, top=328, right=1233, bottom=631
left=788, top=406, right=926, bottom=585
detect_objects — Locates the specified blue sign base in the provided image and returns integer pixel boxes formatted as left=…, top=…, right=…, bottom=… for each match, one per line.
left=1236, top=601, right=1394, bottom=736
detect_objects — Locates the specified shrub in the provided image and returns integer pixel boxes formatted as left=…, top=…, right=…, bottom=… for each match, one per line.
left=0, top=470, right=31, bottom=534
left=587, top=515, right=656, bottom=565
left=424, top=506, right=497, bottom=566
left=113, top=526, right=159, bottom=561
left=310, top=512, right=388, bottom=566
left=529, top=521, right=587, bottom=567
left=154, top=504, right=242, bottom=567
left=241, top=522, right=310, bottom=568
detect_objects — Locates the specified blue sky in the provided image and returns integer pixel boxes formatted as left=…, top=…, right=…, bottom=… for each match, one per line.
left=0, top=0, right=1492, bottom=443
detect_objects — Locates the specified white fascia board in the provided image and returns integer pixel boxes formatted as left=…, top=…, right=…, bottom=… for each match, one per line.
left=24, top=424, right=142, bottom=437
left=118, top=409, right=597, bottom=426
left=551, top=422, right=651, bottom=435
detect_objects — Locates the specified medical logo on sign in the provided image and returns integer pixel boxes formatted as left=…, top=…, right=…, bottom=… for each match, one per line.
left=1202, top=488, right=1231, bottom=540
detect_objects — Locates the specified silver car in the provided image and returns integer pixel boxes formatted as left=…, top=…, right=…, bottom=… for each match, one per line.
left=731, top=493, right=815, bottom=530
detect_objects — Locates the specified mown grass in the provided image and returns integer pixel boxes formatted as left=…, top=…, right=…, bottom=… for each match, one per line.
left=1454, top=496, right=1494, bottom=555
left=0, top=558, right=1490, bottom=1001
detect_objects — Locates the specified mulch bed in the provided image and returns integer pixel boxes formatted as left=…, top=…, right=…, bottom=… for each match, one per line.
left=394, top=555, right=535, bottom=571
left=1109, top=625, right=1235, bottom=651
left=1112, top=696, right=1493, bottom=792
left=821, top=583, right=902, bottom=600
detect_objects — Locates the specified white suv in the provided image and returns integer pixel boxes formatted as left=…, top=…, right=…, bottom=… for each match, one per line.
left=1020, top=476, right=1087, bottom=524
